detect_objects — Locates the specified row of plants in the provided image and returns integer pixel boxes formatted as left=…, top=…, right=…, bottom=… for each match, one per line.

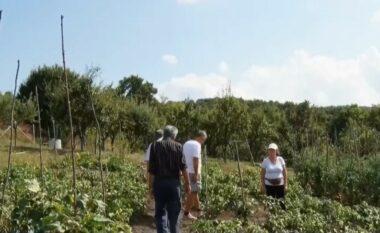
left=1, top=151, right=379, bottom=232
left=293, top=149, right=380, bottom=206
left=0, top=154, right=146, bottom=233
left=190, top=160, right=380, bottom=233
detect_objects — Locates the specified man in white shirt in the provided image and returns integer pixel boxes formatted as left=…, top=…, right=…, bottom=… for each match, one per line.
left=144, top=129, right=164, bottom=165
left=144, top=129, right=163, bottom=226
left=183, top=130, right=207, bottom=220
left=145, top=129, right=163, bottom=188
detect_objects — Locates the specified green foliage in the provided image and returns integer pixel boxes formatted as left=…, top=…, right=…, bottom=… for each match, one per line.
left=69, top=77, right=95, bottom=149
left=157, top=99, right=210, bottom=143
left=200, top=162, right=260, bottom=219
left=10, top=65, right=380, bottom=160
left=191, top=158, right=380, bottom=233
left=117, top=75, right=157, bottom=104
left=368, top=106, right=380, bottom=131
left=207, top=95, right=251, bottom=161
left=248, top=106, right=284, bottom=162
left=190, top=219, right=269, bottom=233
left=0, top=155, right=146, bottom=233
left=339, top=119, right=380, bottom=156
left=17, top=65, right=80, bottom=129
left=294, top=152, right=380, bottom=206
left=15, top=96, right=38, bottom=124
left=0, top=92, right=37, bottom=125
left=93, top=86, right=162, bottom=152
left=123, top=102, right=162, bottom=150
left=0, top=92, right=14, bottom=125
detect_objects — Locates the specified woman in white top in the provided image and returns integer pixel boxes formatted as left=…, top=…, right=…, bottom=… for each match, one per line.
left=260, top=143, right=287, bottom=209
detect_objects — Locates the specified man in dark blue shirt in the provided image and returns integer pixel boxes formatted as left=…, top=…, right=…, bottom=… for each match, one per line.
left=149, top=125, right=190, bottom=233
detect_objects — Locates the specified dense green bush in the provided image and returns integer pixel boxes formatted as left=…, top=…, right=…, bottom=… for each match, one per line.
left=294, top=151, right=380, bottom=206
left=192, top=159, right=380, bottom=233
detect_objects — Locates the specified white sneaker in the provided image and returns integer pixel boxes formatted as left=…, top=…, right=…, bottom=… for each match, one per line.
left=184, top=212, right=197, bottom=220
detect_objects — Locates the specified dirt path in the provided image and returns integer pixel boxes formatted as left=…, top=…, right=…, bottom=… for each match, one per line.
left=131, top=205, right=267, bottom=233
left=131, top=198, right=193, bottom=233
left=131, top=214, right=192, bottom=233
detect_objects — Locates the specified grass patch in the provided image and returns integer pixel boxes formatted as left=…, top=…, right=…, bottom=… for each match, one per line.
left=0, top=139, right=63, bottom=169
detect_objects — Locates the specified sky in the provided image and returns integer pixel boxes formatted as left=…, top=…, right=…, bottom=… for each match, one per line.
left=1, top=0, right=380, bottom=106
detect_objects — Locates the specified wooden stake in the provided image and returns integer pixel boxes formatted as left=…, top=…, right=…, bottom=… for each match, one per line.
left=245, top=138, right=255, bottom=164
left=61, top=15, right=77, bottom=215
left=232, top=140, right=246, bottom=221
left=52, top=118, right=57, bottom=155
left=13, top=121, right=17, bottom=149
left=203, top=145, right=209, bottom=217
left=35, top=86, right=45, bottom=189
left=0, top=60, right=20, bottom=218
left=32, top=124, right=36, bottom=144
left=87, top=78, right=106, bottom=203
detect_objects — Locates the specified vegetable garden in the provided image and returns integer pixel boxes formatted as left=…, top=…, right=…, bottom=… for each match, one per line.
left=191, top=157, right=380, bottom=233
left=0, top=154, right=146, bottom=232
left=1, top=10, right=380, bottom=233
left=0, top=149, right=379, bottom=233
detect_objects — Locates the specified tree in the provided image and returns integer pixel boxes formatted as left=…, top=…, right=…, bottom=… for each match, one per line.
left=93, top=86, right=162, bottom=152
left=158, top=99, right=208, bottom=143
left=283, top=101, right=313, bottom=150
left=329, top=105, right=368, bottom=145
left=339, top=119, right=379, bottom=156
left=0, top=92, right=37, bottom=126
left=368, top=106, right=380, bottom=131
left=158, top=101, right=185, bottom=127
left=69, top=76, right=95, bottom=151
left=17, top=65, right=80, bottom=130
left=15, top=96, right=37, bottom=125
left=94, top=86, right=121, bottom=151
left=175, top=99, right=208, bottom=142
left=18, top=65, right=95, bottom=149
left=122, top=101, right=162, bottom=150
left=117, top=75, right=157, bottom=104
left=0, top=92, right=13, bottom=125
left=248, top=106, right=283, bottom=162
left=208, top=94, right=251, bottom=162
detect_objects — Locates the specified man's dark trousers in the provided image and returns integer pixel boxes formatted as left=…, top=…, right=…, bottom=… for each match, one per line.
left=154, top=177, right=181, bottom=233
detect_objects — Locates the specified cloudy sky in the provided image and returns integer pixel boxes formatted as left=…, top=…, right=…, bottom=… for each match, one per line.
left=1, top=0, right=380, bottom=106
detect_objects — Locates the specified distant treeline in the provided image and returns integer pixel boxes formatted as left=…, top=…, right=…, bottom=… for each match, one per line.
left=1, top=65, right=379, bottom=163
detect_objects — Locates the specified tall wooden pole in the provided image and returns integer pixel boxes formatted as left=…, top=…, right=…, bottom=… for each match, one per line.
left=35, top=86, right=45, bottom=189
left=13, top=121, right=17, bottom=149
left=61, top=15, right=77, bottom=215
left=52, top=118, right=57, bottom=155
left=245, top=138, right=255, bottom=164
left=203, top=145, right=209, bottom=217
left=32, top=124, right=36, bottom=144
left=88, top=84, right=106, bottom=203
left=0, top=60, right=20, bottom=218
